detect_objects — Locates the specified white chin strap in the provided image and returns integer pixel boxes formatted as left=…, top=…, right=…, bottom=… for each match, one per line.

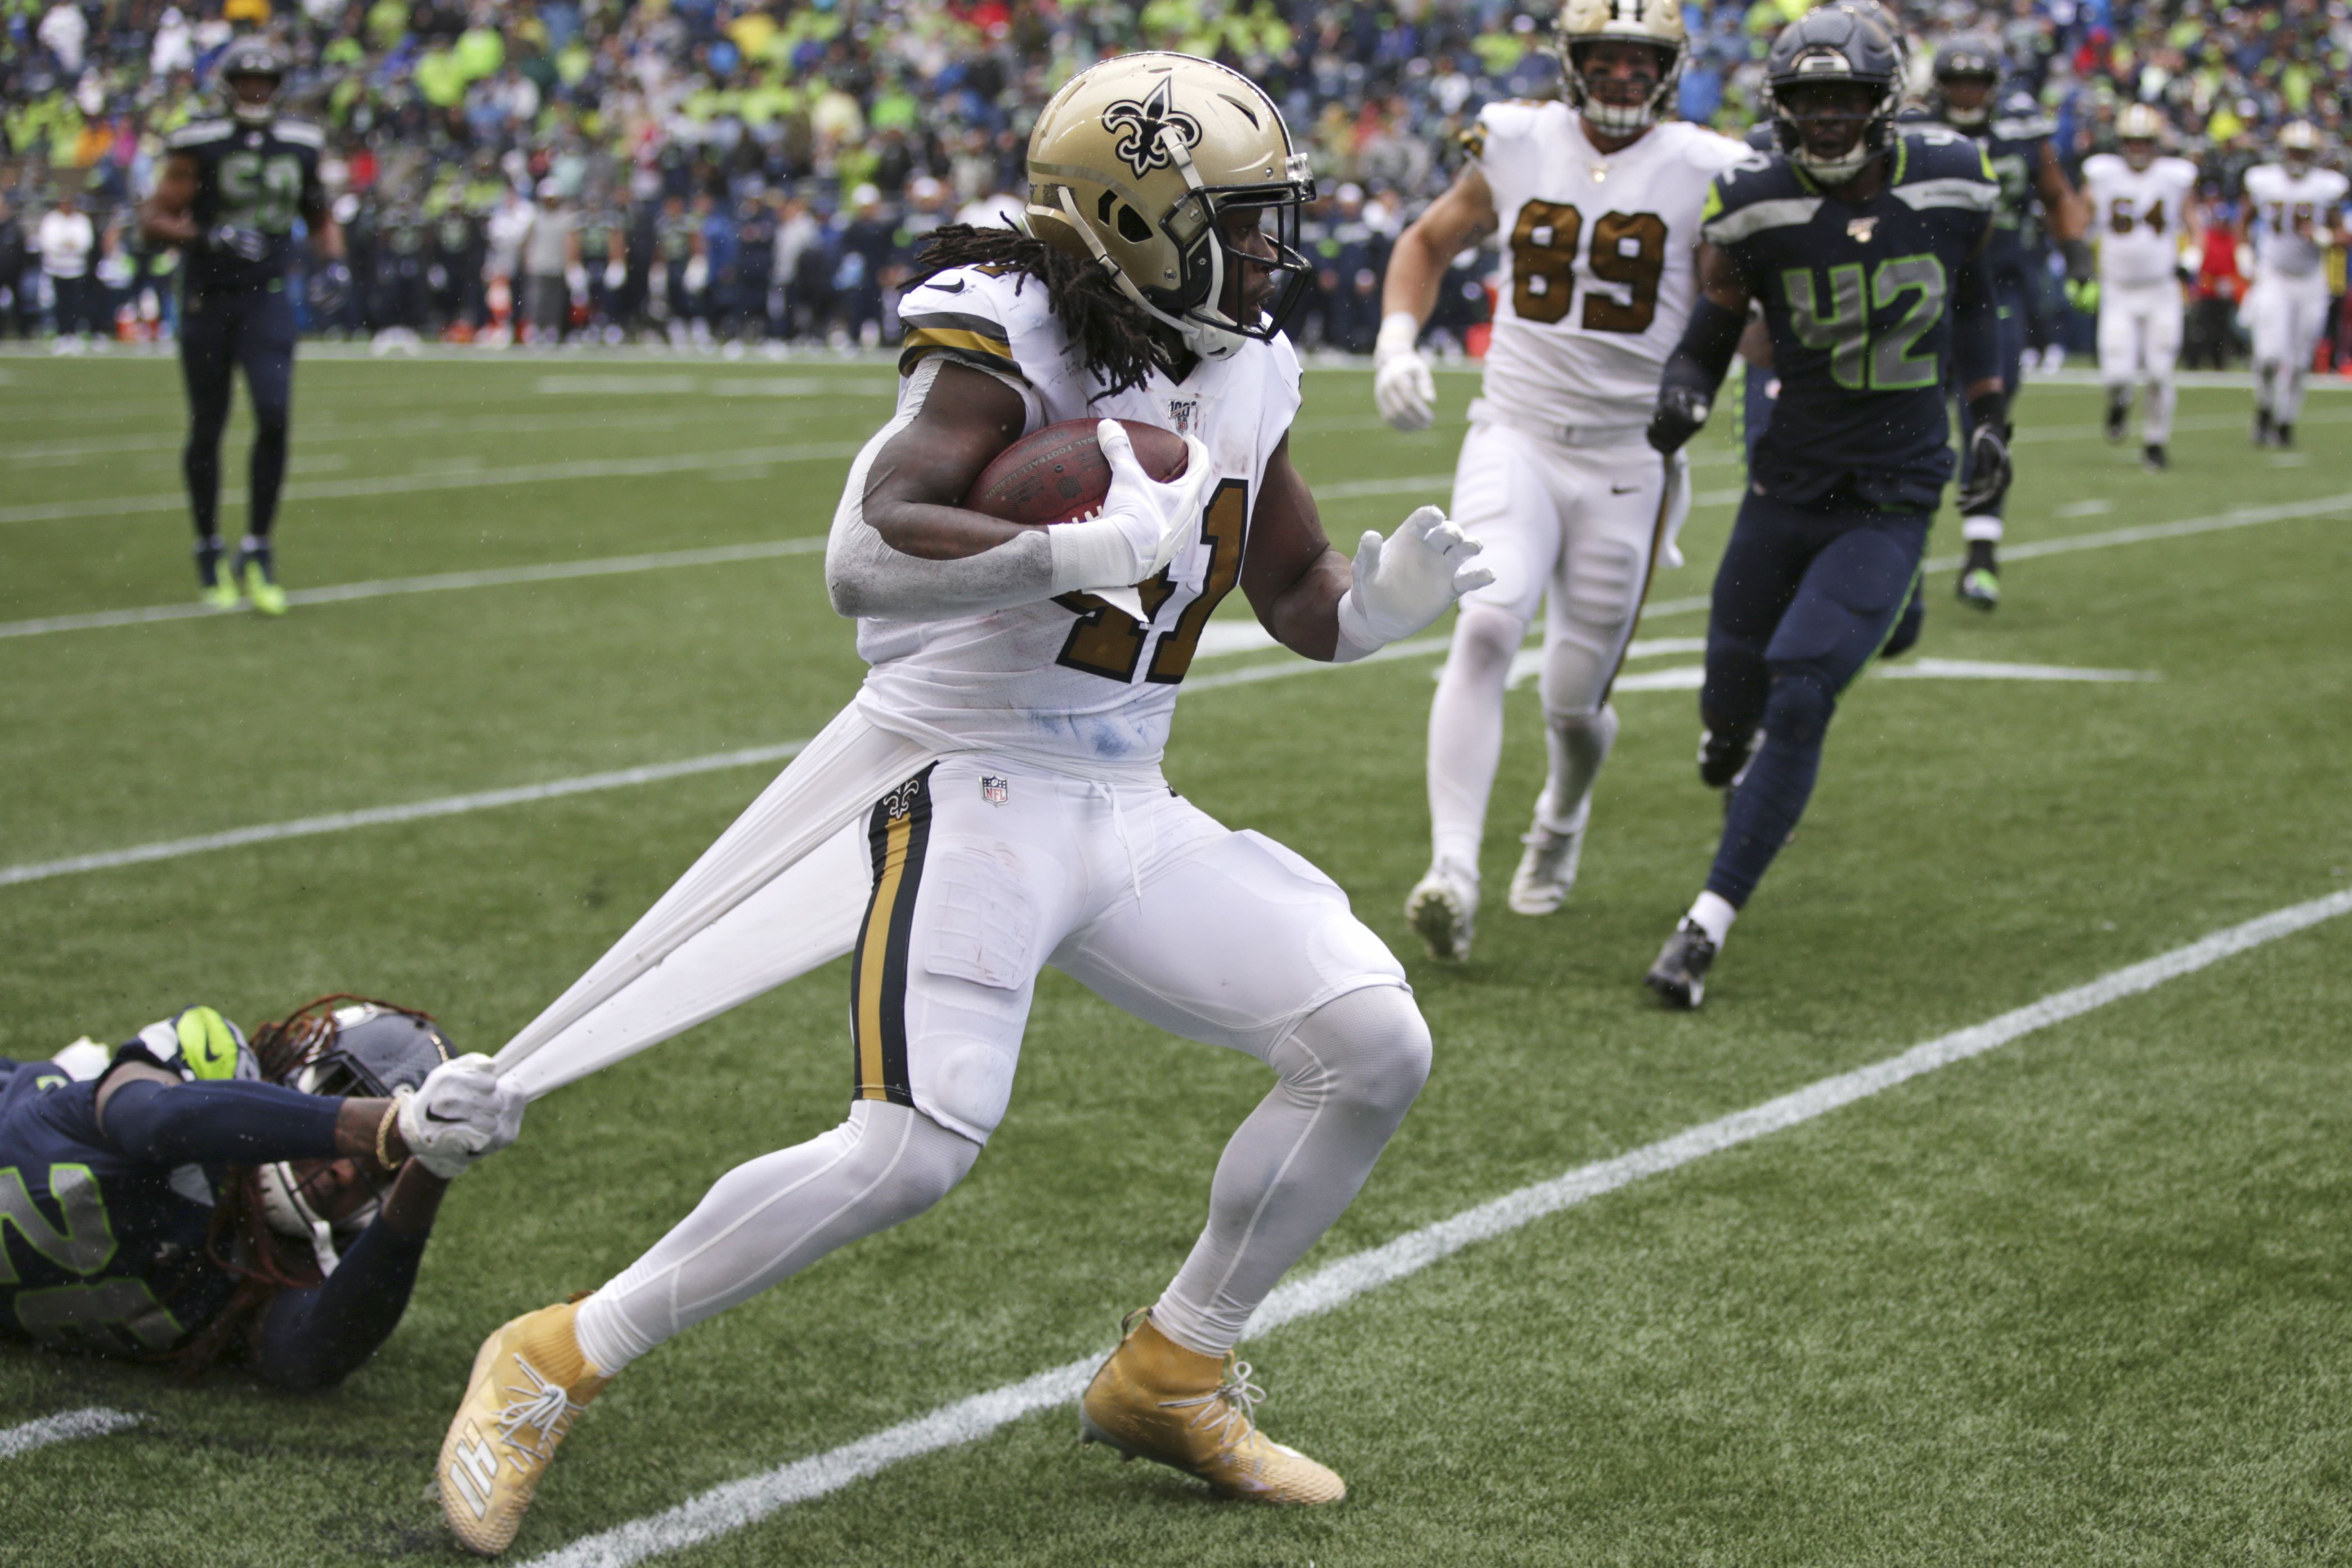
left=231, top=100, right=274, bottom=126
left=1584, top=97, right=1660, bottom=136
left=1794, top=137, right=1876, bottom=181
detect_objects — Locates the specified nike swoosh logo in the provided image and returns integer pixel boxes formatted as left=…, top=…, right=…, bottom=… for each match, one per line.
left=929, top=280, right=966, bottom=294
left=1610, top=484, right=1640, bottom=494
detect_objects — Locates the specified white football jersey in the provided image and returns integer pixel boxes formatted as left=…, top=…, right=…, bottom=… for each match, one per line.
left=845, top=265, right=1301, bottom=775
left=1468, top=102, right=1749, bottom=432
left=2243, top=162, right=2350, bottom=280
left=2082, top=154, right=2199, bottom=286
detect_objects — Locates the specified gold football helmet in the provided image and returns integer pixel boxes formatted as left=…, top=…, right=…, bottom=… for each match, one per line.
left=1554, top=0, right=1688, bottom=136
left=2116, top=102, right=2165, bottom=169
left=2280, top=119, right=2323, bottom=172
left=1026, top=52, right=1315, bottom=361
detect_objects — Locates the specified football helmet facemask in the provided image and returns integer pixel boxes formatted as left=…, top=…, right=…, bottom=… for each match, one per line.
left=1027, top=52, right=1315, bottom=362
left=1765, top=8, right=1905, bottom=183
left=1928, top=34, right=2004, bottom=131
left=216, top=35, right=287, bottom=127
left=1554, top=0, right=1687, bottom=138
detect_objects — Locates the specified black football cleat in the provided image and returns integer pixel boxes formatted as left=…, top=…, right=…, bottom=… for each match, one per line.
left=2104, top=389, right=2129, bottom=443
left=1646, top=920, right=1718, bottom=1010
left=2142, top=442, right=2167, bottom=472
left=2275, top=422, right=2295, bottom=450
left=1697, top=727, right=1762, bottom=791
left=2252, top=408, right=2275, bottom=447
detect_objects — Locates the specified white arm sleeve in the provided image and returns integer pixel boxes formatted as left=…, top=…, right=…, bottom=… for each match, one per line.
left=823, top=356, right=1063, bottom=623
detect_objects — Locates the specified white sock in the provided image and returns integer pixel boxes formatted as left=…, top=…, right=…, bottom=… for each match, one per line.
left=1151, top=986, right=1430, bottom=1358
left=1687, top=890, right=1737, bottom=949
left=1426, top=605, right=1525, bottom=874
left=1536, top=703, right=1619, bottom=836
left=1960, top=514, right=2004, bottom=545
left=571, top=1100, right=979, bottom=1374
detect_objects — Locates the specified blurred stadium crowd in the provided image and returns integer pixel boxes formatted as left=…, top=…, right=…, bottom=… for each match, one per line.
left=2, top=0, right=2346, bottom=363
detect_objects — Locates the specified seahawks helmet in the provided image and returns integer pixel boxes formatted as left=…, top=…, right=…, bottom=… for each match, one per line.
left=1025, top=52, right=1315, bottom=361
left=2116, top=102, right=2167, bottom=171
left=215, top=35, right=287, bottom=127
left=252, top=999, right=453, bottom=1275
left=1764, top=8, right=1906, bottom=183
left=2280, top=119, right=2324, bottom=173
left=1928, top=34, right=2004, bottom=131
left=1554, top=0, right=1687, bottom=138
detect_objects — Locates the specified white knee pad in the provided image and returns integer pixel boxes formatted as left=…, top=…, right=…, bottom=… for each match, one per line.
left=1444, top=603, right=1526, bottom=689
left=1273, top=984, right=1433, bottom=1125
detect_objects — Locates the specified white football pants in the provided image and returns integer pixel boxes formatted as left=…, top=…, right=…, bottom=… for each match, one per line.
left=1426, top=418, right=1688, bottom=875
left=2097, top=279, right=2184, bottom=443
left=2248, top=272, right=2331, bottom=425
left=567, top=733, right=1427, bottom=1372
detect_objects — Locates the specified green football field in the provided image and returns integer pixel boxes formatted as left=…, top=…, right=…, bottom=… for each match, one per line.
left=2, top=350, right=2349, bottom=1567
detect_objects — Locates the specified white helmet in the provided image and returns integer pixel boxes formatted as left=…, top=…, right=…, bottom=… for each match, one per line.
left=1025, top=52, right=1315, bottom=361
left=1554, top=0, right=1687, bottom=137
left=2280, top=119, right=2323, bottom=172
left=2116, top=102, right=2166, bottom=169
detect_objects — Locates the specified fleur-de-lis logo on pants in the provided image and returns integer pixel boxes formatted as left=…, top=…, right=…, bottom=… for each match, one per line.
left=1102, top=76, right=1203, bottom=178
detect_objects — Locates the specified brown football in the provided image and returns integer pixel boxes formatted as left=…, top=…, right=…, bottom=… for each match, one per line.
left=962, top=418, right=1189, bottom=526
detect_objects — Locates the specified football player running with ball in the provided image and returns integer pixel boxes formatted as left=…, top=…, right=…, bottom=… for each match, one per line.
left=2080, top=104, right=2202, bottom=470
left=2243, top=122, right=2349, bottom=450
left=1640, top=8, right=2005, bottom=1007
left=437, top=53, right=1490, bottom=1554
left=1374, top=0, right=1748, bottom=959
left=138, top=37, right=348, bottom=615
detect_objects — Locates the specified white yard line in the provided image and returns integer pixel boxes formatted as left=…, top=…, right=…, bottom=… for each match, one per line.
left=0, top=1407, right=142, bottom=1461
left=516, top=884, right=2352, bottom=1568
left=1503, top=653, right=2154, bottom=692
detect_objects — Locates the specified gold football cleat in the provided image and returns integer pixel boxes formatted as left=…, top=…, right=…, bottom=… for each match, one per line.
left=438, top=1297, right=610, bottom=1556
left=1079, top=1310, right=1346, bottom=1504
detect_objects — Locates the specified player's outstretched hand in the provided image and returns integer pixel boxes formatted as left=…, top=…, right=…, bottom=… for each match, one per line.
left=2064, top=276, right=2100, bottom=313
left=397, top=1054, right=527, bottom=1179
left=1373, top=312, right=1436, bottom=431
left=309, top=261, right=352, bottom=317
left=1647, top=385, right=1711, bottom=455
left=1095, top=418, right=1214, bottom=583
left=1337, top=505, right=1493, bottom=651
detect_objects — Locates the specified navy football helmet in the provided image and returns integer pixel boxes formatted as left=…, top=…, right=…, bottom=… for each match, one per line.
left=1929, top=34, right=2005, bottom=131
left=1764, top=8, right=1906, bottom=183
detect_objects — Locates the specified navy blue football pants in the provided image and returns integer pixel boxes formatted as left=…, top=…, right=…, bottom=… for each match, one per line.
left=1700, top=491, right=1930, bottom=908
left=179, top=283, right=296, bottom=542
left=1952, top=274, right=2028, bottom=525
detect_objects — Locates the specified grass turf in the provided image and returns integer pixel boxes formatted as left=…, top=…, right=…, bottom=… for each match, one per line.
left=1, top=351, right=2347, bottom=1567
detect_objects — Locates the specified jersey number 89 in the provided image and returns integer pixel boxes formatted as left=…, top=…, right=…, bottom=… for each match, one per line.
left=1508, top=201, right=1669, bottom=333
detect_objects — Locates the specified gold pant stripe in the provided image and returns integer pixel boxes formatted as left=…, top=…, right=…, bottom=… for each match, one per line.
left=850, top=767, right=934, bottom=1106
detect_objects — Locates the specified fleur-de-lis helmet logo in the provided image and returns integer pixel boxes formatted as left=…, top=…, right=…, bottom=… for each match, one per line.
left=1100, top=75, right=1203, bottom=179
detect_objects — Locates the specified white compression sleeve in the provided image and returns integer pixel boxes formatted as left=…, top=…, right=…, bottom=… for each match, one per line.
left=571, top=1101, right=980, bottom=1374
left=1150, top=985, right=1431, bottom=1359
left=1426, top=603, right=1522, bottom=873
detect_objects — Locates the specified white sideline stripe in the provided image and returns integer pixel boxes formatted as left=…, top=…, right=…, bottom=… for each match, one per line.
left=0, top=539, right=828, bottom=640
left=518, top=885, right=2352, bottom=1568
left=0, top=743, right=808, bottom=889
left=0, top=440, right=864, bottom=526
left=0, top=1407, right=142, bottom=1461
left=1503, top=654, right=2157, bottom=693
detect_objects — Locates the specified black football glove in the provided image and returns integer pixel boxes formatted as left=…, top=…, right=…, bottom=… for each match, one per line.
left=309, top=259, right=352, bottom=317
left=1956, top=394, right=2013, bottom=517
left=207, top=224, right=269, bottom=263
left=1647, top=384, right=1711, bottom=455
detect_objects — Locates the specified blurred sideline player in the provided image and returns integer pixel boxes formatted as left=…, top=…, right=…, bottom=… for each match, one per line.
left=1641, top=8, right=2004, bottom=1007
left=1, top=1000, right=520, bottom=1386
left=438, top=53, right=1491, bottom=1554
left=1372, top=0, right=1745, bottom=959
left=138, top=37, right=348, bottom=616
left=2079, top=105, right=2201, bottom=469
left=1924, top=34, right=2090, bottom=611
left=2243, top=122, right=2349, bottom=449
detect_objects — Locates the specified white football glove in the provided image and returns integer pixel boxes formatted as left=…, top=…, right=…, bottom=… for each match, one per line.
left=1372, top=311, right=1436, bottom=431
left=603, top=259, right=626, bottom=292
left=1335, top=505, right=1494, bottom=657
left=396, top=1052, right=527, bottom=1179
left=1046, top=419, right=1214, bottom=611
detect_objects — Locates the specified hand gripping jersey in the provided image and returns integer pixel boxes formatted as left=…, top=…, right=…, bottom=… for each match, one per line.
left=1468, top=102, right=1750, bottom=432
left=1970, top=89, right=2054, bottom=278
left=2243, top=163, right=2351, bottom=281
left=1701, top=131, right=1999, bottom=512
left=2082, top=154, right=2200, bottom=287
left=850, top=265, right=1301, bottom=774
left=164, top=117, right=326, bottom=297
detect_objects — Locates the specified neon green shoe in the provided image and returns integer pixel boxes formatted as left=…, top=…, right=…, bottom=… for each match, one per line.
left=240, top=550, right=288, bottom=616
left=197, top=540, right=240, bottom=609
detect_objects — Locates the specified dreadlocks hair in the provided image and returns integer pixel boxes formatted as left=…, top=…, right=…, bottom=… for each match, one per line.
left=904, top=224, right=1179, bottom=396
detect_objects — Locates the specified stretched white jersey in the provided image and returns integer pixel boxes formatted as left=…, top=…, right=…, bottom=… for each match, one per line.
left=845, top=265, right=1301, bottom=775
left=2243, top=163, right=2349, bottom=281
left=1467, top=102, right=1748, bottom=432
left=2082, top=154, right=2199, bottom=286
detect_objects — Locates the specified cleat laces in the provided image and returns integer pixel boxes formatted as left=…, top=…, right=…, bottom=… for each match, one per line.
left=495, top=1357, right=584, bottom=1462
left=1162, top=1359, right=1270, bottom=1454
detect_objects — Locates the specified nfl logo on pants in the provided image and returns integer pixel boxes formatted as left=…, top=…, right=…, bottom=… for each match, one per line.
left=981, top=776, right=1010, bottom=806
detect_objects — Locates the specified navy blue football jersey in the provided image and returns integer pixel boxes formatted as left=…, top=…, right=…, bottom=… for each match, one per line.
left=0, top=1054, right=236, bottom=1356
left=1702, top=131, right=1999, bottom=510
left=1962, top=91, right=2051, bottom=276
left=165, top=117, right=326, bottom=296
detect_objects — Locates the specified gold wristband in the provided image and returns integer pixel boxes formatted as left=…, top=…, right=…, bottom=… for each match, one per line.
left=375, top=1096, right=406, bottom=1172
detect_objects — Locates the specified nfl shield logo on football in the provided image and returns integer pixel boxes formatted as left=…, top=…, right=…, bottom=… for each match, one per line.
left=1166, top=398, right=1199, bottom=436
left=981, top=775, right=1011, bottom=806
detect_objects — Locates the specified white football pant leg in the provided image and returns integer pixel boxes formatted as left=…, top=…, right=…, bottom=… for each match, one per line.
left=2096, top=293, right=2140, bottom=414
left=1426, top=421, right=1561, bottom=875
left=2277, top=283, right=2329, bottom=425
left=2142, top=284, right=2184, bottom=443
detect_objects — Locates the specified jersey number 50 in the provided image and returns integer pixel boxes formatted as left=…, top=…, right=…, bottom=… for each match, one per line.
left=1508, top=201, right=1669, bottom=333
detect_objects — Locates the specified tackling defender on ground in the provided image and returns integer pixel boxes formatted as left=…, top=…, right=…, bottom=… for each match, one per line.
left=2243, top=121, right=2348, bottom=450
left=138, top=37, right=349, bottom=615
left=1641, top=8, right=2004, bottom=1007
left=2079, top=104, right=2201, bottom=470
left=1374, top=0, right=1746, bottom=960
left=437, top=53, right=1489, bottom=1555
